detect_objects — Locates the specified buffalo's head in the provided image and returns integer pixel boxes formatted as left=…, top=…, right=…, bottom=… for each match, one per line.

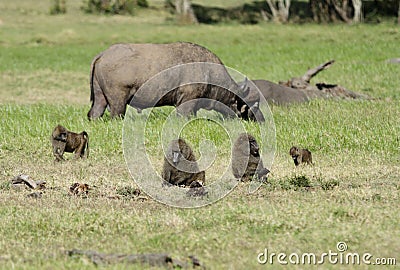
left=234, top=78, right=265, bottom=122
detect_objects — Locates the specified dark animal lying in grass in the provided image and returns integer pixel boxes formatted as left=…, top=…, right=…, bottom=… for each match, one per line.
left=239, top=60, right=369, bottom=106
left=239, top=79, right=309, bottom=105
left=88, top=42, right=263, bottom=121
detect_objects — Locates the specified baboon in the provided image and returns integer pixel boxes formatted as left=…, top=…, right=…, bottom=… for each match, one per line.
left=289, top=146, right=313, bottom=166
left=162, top=138, right=205, bottom=187
left=50, top=125, right=89, bottom=162
left=231, top=133, right=270, bottom=181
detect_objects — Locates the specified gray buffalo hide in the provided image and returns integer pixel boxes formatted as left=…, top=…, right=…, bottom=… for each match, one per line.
left=88, top=42, right=262, bottom=121
left=243, top=79, right=310, bottom=105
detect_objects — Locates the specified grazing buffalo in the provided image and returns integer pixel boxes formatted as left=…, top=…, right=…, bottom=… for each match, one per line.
left=88, top=42, right=263, bottom=121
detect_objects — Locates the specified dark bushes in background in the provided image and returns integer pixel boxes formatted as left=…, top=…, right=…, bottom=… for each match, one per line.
left=179, top=0, right=398, bottom=24
left=50, top=0, right=67, bottom=14
left=82, top=0, right=148, bottom=15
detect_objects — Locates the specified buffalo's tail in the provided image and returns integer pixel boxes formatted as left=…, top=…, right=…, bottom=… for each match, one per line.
left=89, top=52, right=103, bottom=102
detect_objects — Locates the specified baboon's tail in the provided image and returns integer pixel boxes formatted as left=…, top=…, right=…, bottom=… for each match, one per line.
left=82, top=131, right=89, bottom=158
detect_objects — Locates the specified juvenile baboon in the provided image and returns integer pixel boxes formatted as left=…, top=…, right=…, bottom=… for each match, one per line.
left=50, top=125, right=89, bottom=162
left=231, top=133, right=270, bottom=181
left=289, top=146, right=312, bottom=166
left=162, top=138, right=205, bottom=187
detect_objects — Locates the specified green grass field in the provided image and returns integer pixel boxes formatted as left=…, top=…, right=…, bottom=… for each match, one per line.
left=0, top=0, right=399, bottom=269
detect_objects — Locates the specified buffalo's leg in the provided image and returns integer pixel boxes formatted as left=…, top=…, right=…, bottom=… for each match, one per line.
left=87, top=77, right=107, bottom=120
left=176, top=102, right=197, bottom=117
left=175, top=85, right=199, bottom=117
left=107, top=89, right=130, bottom=119
left=212, top=101, right=238, bottom=118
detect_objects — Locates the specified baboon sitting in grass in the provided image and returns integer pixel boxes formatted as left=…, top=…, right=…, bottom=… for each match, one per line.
left=289, top=146, right=312, bottom=166
left=231, top=133, right=270, bottom=181
left=50, top=125, right=89, bottom=162
left=162, top=138, right=205, bottom=187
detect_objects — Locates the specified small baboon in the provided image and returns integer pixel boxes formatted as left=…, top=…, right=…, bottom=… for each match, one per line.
left=231, top=133, right=270, bottom=181
left=162, top=138, right=205, bottom=187
left=50, top=125, right=89, bottom=162
left=289, top=146, right=312, bottom=166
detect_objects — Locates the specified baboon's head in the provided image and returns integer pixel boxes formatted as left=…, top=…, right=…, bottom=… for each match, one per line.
left=289, top=146, right=300, bottom=159
left=52, top=125, right=68, bottom=142
left=56, top=132, right=67, bottom=142
left=172, top=150, right=182, bottom=166
left=168, top=138, right=192, bottom=166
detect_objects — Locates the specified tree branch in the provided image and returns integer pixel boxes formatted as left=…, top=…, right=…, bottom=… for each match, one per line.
left=301, top=60, right=335, bottom=83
